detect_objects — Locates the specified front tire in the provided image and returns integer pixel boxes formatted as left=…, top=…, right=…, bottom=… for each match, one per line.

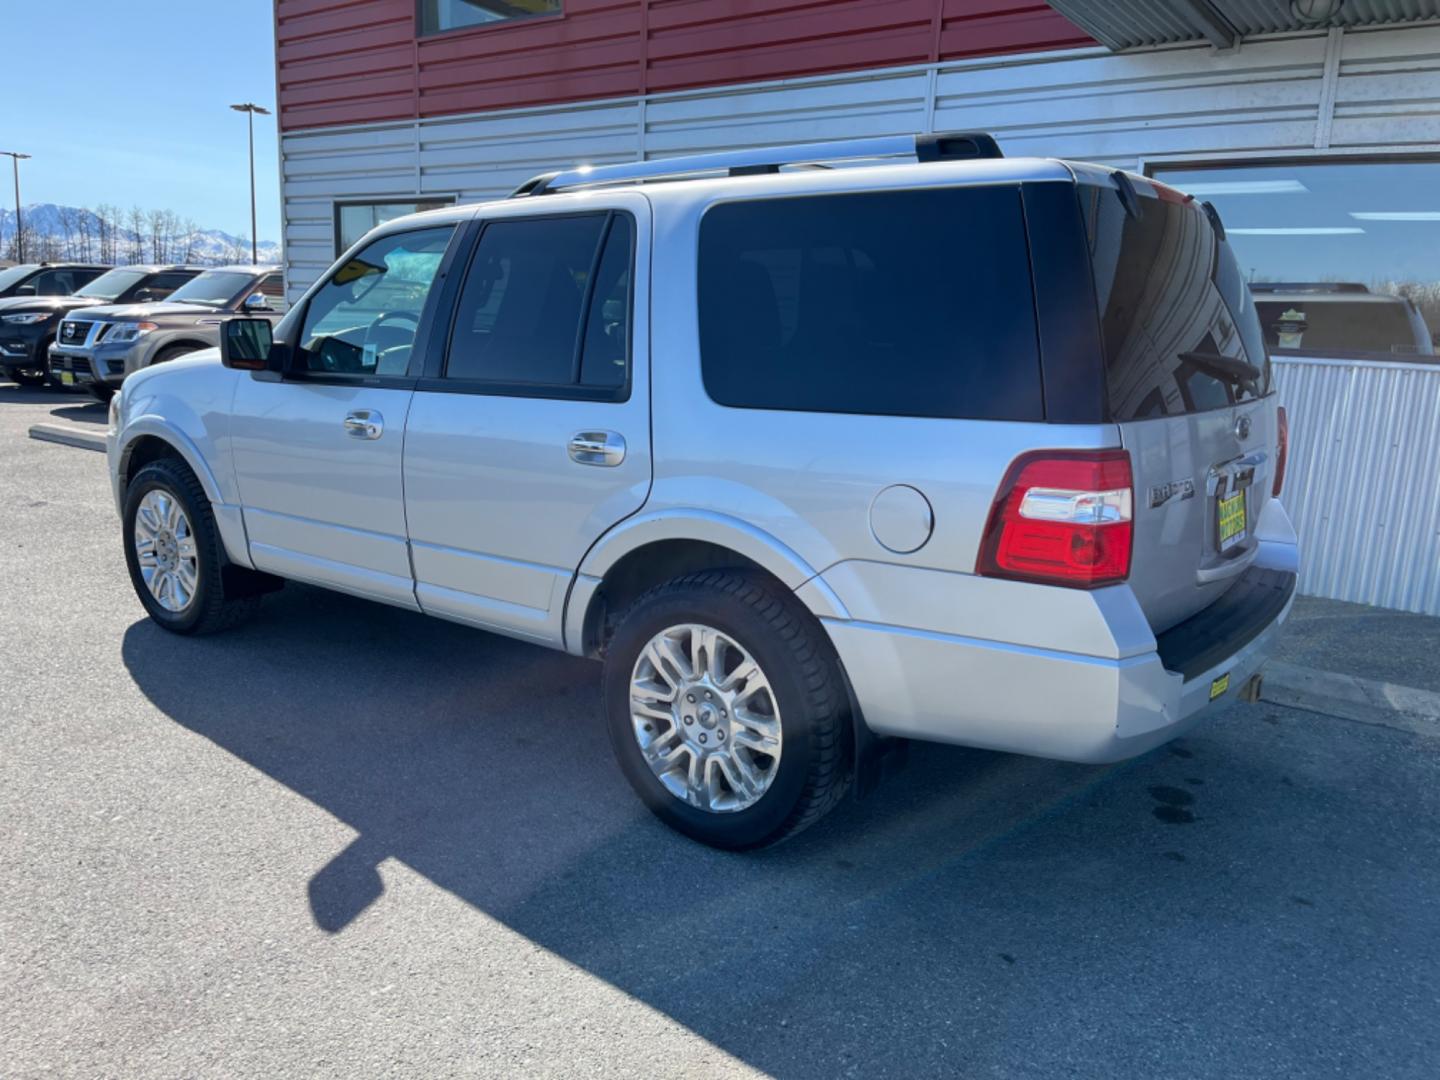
left=8, top=368, right=47, bottom=387
left=603, top=570, right=851, bottom=849
left=122, top=458, right=261, bottom=634
left=89, top=384, right=115, bottom=403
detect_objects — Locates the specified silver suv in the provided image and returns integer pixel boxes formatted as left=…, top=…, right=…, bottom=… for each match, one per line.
left=106, top=133, right=1299, bottom=849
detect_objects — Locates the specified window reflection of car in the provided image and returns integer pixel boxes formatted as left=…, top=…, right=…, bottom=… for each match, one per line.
left=1251, top=283, right=1435, bottom=361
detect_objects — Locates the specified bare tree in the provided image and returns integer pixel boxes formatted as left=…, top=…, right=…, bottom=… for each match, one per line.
left=126, top=206, right=147, bottom=265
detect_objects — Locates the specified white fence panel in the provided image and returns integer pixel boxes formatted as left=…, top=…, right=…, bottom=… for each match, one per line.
left=1274, top=357, right=1440, bottom=614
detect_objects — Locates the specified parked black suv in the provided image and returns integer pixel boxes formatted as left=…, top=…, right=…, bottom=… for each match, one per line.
left=0, top=265, right=202, bottom=386
left=0, top=262, right=108, bottom=301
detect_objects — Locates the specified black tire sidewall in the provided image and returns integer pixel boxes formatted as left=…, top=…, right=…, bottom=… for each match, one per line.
left=603, top=579, right=829, bottom=849
left=122, top=462, right=217, bottom=634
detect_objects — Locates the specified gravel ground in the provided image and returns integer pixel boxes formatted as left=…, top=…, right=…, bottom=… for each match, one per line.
left=3, top=382, right=1438, bottom=1079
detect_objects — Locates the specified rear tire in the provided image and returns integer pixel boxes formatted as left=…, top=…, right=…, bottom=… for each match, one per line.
left=122, top=458, right=263, bottom=635
left=8, top=368, right=46, bottom=387
left=603, top=570, right=851, bottom=849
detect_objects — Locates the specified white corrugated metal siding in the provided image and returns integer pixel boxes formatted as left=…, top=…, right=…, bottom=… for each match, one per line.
left=1274, top=358, right=1440, bottom=615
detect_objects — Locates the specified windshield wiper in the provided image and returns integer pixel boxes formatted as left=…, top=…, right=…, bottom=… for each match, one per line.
left=1178, top=350, right=1262, bottom=384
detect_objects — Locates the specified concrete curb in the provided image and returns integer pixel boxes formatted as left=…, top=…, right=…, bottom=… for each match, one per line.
left=28, top=423, right=106, bottom=453
left=1262, top=660, right=1440, bottom=738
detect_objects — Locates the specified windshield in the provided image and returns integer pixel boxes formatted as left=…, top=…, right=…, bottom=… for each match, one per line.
left=165, top=271, right=255, bottom=308
left=1255, top=298, right=1433, bottom=356
left=0, top=265, right=39, bottom=292
left=76, top=269, right=147, bottom=301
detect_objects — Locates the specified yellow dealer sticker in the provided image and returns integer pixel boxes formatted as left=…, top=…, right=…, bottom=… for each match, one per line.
left=1210, top=673, right=1230, bottom=700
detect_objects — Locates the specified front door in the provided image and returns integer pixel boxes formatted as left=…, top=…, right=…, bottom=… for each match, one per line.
left=402, top=196, right=651, bottom=645
left=230, top=224, right=459, bottom=607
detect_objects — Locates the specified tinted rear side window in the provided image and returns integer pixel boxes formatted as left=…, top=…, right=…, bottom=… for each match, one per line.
left=1081, top=182, right=1271, bottom=420
left=698, top=187, right=1043, bottom=421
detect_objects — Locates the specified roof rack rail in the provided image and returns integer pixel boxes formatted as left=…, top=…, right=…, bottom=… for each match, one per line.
left=510, top=131, right=1002, bottom=198
left=1248, top=282, right=1371, bottom=294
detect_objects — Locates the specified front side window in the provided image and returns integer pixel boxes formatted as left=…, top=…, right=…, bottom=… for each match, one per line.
left=336, top=200, right=455, bottom=254
left=420, top=0, right=562, bottom=35
left=698, top=187, right=1043, bottom=421
left=1152, top=160, right=1440, bottom=361
left=444, top=212, right=632, bottom=394
left=141, top=272, right=199, bottom=299
left=30, top=269, right=83, bottom=296
left=299, top=226, right=455, bottom=376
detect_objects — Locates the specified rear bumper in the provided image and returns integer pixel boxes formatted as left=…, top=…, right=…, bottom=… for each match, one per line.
left=820, top=506, right=1300, bottom=764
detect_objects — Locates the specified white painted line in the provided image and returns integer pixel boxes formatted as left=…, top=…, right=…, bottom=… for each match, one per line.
left=28, top=423, right=107, bottom=453
left=1262, top=660, right=1440, bottom=739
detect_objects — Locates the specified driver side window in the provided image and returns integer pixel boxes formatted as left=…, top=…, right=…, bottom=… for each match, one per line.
left=299, top=225, right=455, bottom=376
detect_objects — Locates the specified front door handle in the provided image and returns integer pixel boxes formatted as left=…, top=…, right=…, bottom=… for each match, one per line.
left=568, top=430, right=626, bottom=467
left=343, top=409, right=383, bottom=440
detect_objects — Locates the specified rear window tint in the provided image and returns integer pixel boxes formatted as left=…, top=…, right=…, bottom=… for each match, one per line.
left=1081, top=182, right=1271, bottom=420
left=698, top=187, right=1043, bottom=421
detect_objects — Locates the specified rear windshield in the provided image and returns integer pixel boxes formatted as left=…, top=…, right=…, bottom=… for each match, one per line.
left=1081, top=181, right=1272, bottom=420
left=698, top=186, right=1043, bottom=421
left=1254, top=298, right=1430, bottom=357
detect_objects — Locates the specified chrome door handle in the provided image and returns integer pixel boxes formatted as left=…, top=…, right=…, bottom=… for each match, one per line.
left=343, top=409, right=383, bottom=440
left=568, top=430, right=626, bottom=467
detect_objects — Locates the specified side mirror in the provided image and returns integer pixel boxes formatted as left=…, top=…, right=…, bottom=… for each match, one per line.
left=133, top=288, right=156, bottom=302
left=243, top=292, right=271, bottom=311
left=15, top=284, right=35, bottom=296
left=219, top=317, right=277, bottom=371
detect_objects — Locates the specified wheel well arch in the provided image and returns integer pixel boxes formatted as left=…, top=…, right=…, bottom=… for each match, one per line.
left=119, top=434, right=189, bottom=500
left=153, top=341, right=210, bottom=361
left=580, top=539, right=788, bottom=659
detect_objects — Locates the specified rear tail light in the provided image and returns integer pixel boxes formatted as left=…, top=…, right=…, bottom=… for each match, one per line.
left=977, top=450, right=1133, bottom=588
left=1273, top=405, right=1289, bottom=497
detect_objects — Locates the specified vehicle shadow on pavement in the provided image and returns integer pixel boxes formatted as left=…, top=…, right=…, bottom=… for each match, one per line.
left=50, top=401, right=108, bottom=426
left=120, top=583, right=1436, bottom=1077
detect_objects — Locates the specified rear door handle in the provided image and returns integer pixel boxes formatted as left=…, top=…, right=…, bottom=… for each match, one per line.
left=568, top=430, right=626, bottom=467
left=343, top=409, right=383, bottom=440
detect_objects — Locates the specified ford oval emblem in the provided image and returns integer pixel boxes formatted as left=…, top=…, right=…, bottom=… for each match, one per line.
left=1235, top=415, right=1252, bottom=440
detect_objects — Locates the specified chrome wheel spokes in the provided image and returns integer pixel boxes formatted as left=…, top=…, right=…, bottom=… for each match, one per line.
left=134, top=489, right=199, bottom=614
left=629, top=623, right=782, bottom=813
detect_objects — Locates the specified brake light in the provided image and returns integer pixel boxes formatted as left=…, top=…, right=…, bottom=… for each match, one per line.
left=977, top=450, right=1133, bottom=588
left=1273, top=406, right=1289, bottom=497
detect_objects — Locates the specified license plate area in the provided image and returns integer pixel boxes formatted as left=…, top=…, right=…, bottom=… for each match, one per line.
left=59, top=370, right=74, bottom=386
left=1216, top=488, right=1247, bottom=552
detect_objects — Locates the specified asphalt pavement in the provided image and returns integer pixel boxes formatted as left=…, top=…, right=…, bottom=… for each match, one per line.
left=2, top=382, right=1438, bottom=1078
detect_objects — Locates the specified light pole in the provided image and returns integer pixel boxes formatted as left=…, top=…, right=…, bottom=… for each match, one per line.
left=0, top=151, right=31, bottom=262
left=229, top=103, right=271, bottom=264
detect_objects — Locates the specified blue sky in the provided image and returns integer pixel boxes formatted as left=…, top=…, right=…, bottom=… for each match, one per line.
left=4, top=1, right=281, bottom=241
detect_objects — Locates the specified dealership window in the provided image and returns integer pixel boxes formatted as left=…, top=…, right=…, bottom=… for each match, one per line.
left=419, top=0, right=562, bottom=35
left=1152, top=161, right=1440, bottom=362
left=335, top=200, right=455, bottom=255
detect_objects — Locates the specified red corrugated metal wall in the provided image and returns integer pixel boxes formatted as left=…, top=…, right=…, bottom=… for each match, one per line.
left=276, top=0, right=1090, bottom=131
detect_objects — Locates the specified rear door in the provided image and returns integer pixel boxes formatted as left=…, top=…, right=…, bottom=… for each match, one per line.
left=1079, top=176, right=1277, bottom=632
left=402, top=194, right=651, bottom=646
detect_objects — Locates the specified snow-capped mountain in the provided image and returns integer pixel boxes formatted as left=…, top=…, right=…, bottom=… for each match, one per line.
left=0, top=204, right=280, bottom=265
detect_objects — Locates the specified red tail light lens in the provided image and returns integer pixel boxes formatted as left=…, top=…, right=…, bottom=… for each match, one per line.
left=977, top=450, right=1134, bottom=588
left=1273, top=405, right=1289, bottom=497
